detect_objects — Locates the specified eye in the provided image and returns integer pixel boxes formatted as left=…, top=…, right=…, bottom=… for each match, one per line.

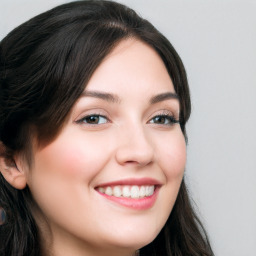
left=149, top=114, right=179, bottom=126
left=76, top=115, right=108, bottom=125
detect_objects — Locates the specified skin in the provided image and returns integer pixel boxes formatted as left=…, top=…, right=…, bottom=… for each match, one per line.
left=14, top=39, right=186, bottom=256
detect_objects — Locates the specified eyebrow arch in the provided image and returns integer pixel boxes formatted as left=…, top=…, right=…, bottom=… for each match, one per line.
left=150, top=92, right=179, bottom=104
left=81, top=90, right=120, bottom=103
left=81, top=90, right=179, bottom=104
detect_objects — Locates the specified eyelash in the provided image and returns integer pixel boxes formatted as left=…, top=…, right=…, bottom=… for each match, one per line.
left=149, top=114, right=179, bottom=126
left=75, top=112, right=179, bottom=126
left=76, top=114, right=109, bottom=125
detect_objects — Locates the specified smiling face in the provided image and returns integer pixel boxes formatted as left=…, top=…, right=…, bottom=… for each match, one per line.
left=23, top=39, right=186, bottom=256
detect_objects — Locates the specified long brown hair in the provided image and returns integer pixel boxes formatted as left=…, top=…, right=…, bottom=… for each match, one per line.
left=0, top=1, right=214, bottom=255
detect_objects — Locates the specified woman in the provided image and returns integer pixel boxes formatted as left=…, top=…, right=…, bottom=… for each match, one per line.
left=0, top=1, right=214, bottom=255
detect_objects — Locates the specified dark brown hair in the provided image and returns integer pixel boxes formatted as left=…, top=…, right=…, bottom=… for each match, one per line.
left=0, top=1, right=214, bottom=255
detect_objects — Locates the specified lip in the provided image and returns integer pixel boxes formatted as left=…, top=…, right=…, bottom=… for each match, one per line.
left=95, top=178, right=161, bottom=210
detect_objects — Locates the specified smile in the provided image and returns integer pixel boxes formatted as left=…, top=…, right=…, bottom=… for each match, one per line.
left=96, top=185, right=155, bottom=199
left=95, top=178, right=161, bottom=210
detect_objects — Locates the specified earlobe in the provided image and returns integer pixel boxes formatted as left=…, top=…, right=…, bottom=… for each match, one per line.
left=0, top=156, right=27, bottom=190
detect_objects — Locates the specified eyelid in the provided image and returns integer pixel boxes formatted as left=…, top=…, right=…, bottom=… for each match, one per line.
left=76, top=114, right=109, bottom=125
left=149, top=109, right=179, bottom=120
left=147, top=109, right=180, bottom=126
left=74, top=109, right=111, bottom=125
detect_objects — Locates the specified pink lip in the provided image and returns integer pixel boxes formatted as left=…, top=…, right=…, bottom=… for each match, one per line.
left=97, top=187, right=160, bottom=210
left=95, top=178, right=161, bottom=210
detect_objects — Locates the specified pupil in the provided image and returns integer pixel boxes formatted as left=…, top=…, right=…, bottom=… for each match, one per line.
left=155, top=116, right=165, bottom=123
left=87, top=116, right=99, bottom=124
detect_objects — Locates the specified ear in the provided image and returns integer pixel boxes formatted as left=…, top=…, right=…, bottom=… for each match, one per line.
left=0, top=153, right=27, bottom=190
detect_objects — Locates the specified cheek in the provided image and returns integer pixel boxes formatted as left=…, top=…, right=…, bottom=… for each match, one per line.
left=27, top=133, right=112, bottom=226
left=151, top=130, right=186, bottom=232
left=158, top=131, right=187, bottom=179
left=33, top=134, right=110, bottom=182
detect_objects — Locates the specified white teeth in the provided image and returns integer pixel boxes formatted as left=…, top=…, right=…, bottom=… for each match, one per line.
left=130, top=186, right=140, bottom=198
left=113, top=186, right=122, bottom=197
left=105, top=186, right=112, bottom=196
left=97, top=185, right=155, bottom=198
left=148, top=186, right=154, bottom=196
left=139, top=186, right=146, bottom=197
left=98, top=187, right=105, bottom=193
left=122, top=186, right=130, bottom=198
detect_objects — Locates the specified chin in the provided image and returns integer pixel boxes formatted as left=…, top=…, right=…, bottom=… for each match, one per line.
left=101, top=225, right=161, bottom=251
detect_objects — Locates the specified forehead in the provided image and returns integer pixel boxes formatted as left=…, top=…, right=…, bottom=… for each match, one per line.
left=85, top=38, right=175, bottom=97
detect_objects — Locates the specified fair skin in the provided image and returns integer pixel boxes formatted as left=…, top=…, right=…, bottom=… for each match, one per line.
left=1, top=39, right=186, bottom=256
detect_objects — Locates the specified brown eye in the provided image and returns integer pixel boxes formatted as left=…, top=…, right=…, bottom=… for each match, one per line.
left=153, top=116, right=166, bottom=124
left=149, top=115, right=179, bottom=125
left=78, top=115, right=108, bottom=125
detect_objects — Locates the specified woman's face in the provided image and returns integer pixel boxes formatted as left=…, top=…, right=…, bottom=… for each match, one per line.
left=24, top=39, right=186, bottom=256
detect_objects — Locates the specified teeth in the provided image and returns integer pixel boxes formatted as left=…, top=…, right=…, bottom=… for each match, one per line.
left=113, top=186, right=122, bottom=197
left=131, top=186, right=140, bottom=198
left=146, top=186, right=154, bottom=196
left=105, top=186, right=112, bottom=196
left=139, top=186, right=146, bottom=197
left=123, top=186, right=130, bottom=198
left=97, top=185, right=155, bottom=198
left=148, top=186, right=154, bottom=196
left=98, top=187, right=105, bottom=193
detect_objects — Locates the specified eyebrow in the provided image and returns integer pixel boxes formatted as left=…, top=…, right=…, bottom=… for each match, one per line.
left=150, top=92, right=179, bottom=104
left=81, top=91, right=120, bottom=103
left=81, top=90, right=179, bottom=104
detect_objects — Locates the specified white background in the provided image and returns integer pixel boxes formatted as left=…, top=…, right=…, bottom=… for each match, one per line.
left=1, top=1, right=256, bottom=255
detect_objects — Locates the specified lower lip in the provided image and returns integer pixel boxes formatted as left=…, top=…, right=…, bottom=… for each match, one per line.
left=96, top=187, right=159, bottom=210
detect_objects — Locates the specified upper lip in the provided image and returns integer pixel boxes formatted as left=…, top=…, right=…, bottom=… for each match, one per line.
left=95, top=177, right=162, bottom=188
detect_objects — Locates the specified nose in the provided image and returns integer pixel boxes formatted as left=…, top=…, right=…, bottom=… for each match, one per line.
left=115, top=125, right=154, bottom=167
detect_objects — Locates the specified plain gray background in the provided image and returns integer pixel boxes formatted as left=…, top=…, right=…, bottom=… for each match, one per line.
left=1, top=1, right=255, bottom=255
